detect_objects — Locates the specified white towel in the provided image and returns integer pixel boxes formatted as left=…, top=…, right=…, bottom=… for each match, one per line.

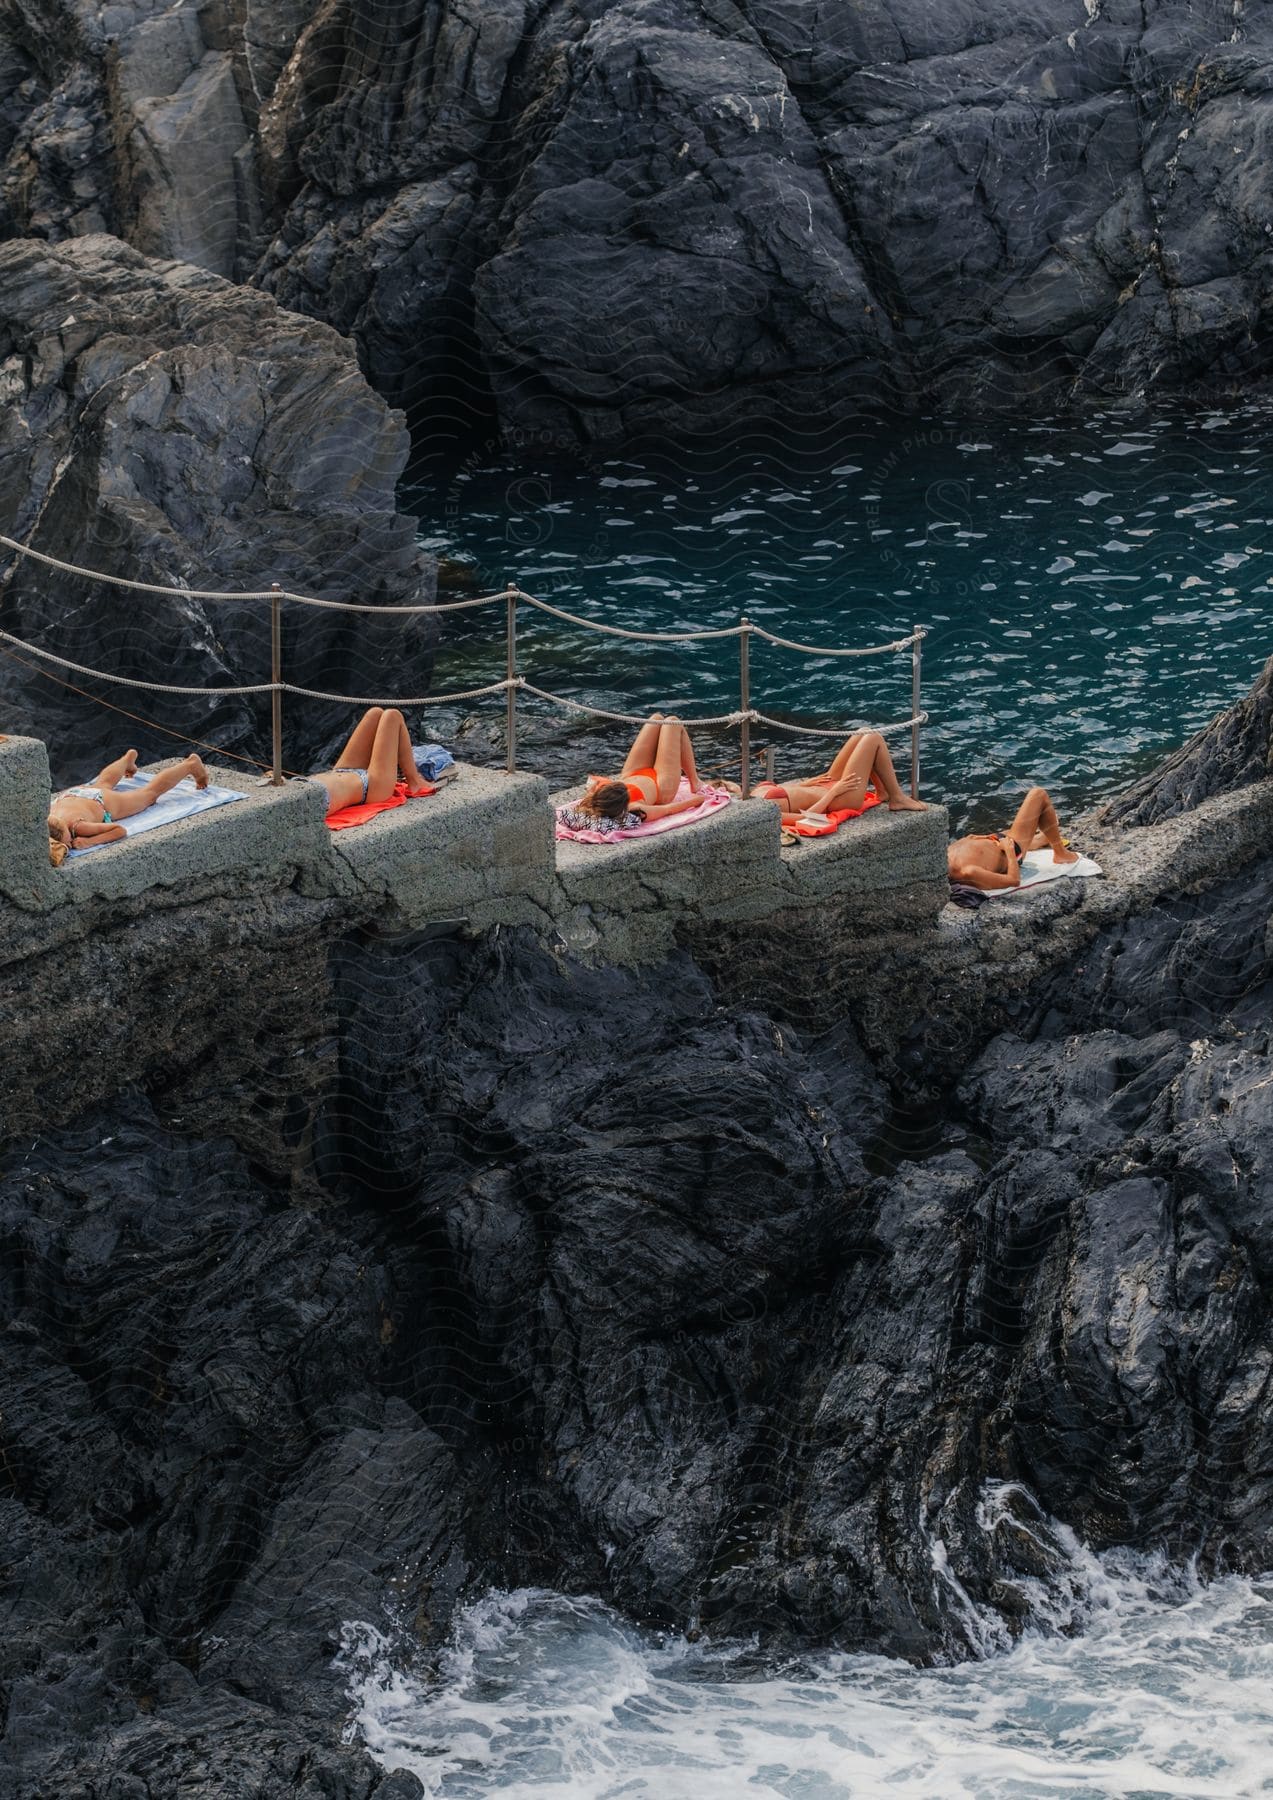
left=982, top=846, right=1103, bottom=897
left=66, top=773, right=245, bottom=857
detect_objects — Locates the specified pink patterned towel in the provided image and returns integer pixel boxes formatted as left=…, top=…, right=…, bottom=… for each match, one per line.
left=555, top=780, right=732, bottom=844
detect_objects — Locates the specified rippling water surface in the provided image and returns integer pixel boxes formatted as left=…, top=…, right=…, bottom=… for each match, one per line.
left=409, top=407, right=1273, bottom=828
left=341, top=1557, right=1273, bottom=1799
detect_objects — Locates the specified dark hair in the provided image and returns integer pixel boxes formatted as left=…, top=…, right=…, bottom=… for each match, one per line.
left=580, top=780, right=635, bottom=822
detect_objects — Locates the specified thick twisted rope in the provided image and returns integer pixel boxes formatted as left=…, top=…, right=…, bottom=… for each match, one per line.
left=752, top=709, right=928, bottom=739
left=748, top=623, right=922, bottom=656
left=282, top=678, right=515, bottom=707
left=0, top=534, right=504, bottom=613
left=0, top=537, right=924, bottom=654
left=516, top=593, right=745, bottom=642
left=1, top=624, right=929, bottom=740
left=0, top=627, right=522, bottom=707
left=519, top=682, right=748, bottom=728
left=0, top=627, right=276, bottom=694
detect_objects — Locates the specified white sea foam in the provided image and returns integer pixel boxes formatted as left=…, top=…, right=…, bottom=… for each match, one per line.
left=339, top=1528, right=1273, bottom=1799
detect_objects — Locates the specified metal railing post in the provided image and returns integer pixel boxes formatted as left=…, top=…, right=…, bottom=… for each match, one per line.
left=270, top=583, right=283, bottom=786
left=764, top=745, right=775, bottom=783
left=910, top=624, right=923, bottom=799
left=739, top=617, right=752, bottom=798
left=505, top=584, right=518, bottom=773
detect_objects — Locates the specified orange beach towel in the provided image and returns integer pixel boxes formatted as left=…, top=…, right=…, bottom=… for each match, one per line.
left=785, top=789, right=883, bottom=837
left=325, top=778, right=436, bottom=831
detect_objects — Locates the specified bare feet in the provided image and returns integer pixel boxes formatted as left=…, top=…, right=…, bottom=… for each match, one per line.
left=123, top=748, right=138, bottom=777
left=187, top=755, right=209, bottom=789
left=1053, top=845, right=1080, bottom=865
left=888, top=795, right=928, bottom=812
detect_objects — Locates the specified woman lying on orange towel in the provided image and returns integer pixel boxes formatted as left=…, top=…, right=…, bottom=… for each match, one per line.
left=311, top=706, right=432, bottom=815
left=752, top=729, right=927, bottom=823
left=562, top=713, right=710, bottom=834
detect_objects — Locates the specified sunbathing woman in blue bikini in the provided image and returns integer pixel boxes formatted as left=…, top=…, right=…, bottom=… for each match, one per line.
left=48, top=749, right=210, bottom=855
left=310, top=706, right=432, bottom=814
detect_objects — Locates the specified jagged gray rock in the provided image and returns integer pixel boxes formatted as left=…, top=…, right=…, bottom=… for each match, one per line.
left=4, top=0, right=1273, bottom=443
left=0, top=233, right=436, bottom=780
left=1, top=792, right=1272, bottom=1784
left=1101, top=649, right=1273, bottom=825
left=0, top=1113, right=453, bottom=1798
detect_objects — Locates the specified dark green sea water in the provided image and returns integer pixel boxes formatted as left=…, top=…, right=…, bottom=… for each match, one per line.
left=409, top=406, right=1273, bottom=832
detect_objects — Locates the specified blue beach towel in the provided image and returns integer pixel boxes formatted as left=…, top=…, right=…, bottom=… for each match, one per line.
left=65, top=772, right=246, bottom=857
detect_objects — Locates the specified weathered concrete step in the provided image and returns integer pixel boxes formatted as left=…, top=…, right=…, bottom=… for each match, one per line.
left=549, top=783, right=950, bottom=962
left=0, top=737, right=553, bottom=936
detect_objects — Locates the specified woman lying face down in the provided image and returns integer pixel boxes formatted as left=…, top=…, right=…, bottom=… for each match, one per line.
left=558, top=714, right=712, bottom=834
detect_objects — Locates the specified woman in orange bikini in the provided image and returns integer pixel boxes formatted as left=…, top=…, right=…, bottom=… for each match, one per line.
left=947, top=786, right=1078, bottom=890
left=562, top=714, right=710, bottom=834
left=752, top=729, right=927, bottom=822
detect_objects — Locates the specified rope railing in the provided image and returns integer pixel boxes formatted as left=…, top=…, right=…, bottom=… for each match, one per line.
left=0, top=531, right=928, bottom=797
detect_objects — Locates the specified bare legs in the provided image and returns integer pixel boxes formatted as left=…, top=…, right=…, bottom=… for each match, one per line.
left=334, top=706, right=428, bottom=802
left=107, top=753, right=209, bottom=820
left=1008, top=787, right=1077, bottom=863
left=333, top=707, right=385, bottom=773
left=367, top=709, right=428, bottom=801
left=92, top=748, right=139, bottom=788
left=620, top=714, right=700, bottom=803
left=768, top=731, right=926, bottom=816
left=620, top=715, right=663, bottom=777
left=820, top=731, right=922, bottom=812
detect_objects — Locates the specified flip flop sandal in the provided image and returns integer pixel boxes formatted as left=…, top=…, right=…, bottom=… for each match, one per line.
left=780, top=827, right=799, bottom=847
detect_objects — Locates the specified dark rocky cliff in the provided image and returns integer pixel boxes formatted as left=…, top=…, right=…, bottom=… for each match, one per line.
left=1101, top=647, right=1273, bottom=825
left=2, top=666, right=1272, bottom=1796
left=3, top=0, right=1272, bottom=446
left=0, top=234, right=436, bottom=779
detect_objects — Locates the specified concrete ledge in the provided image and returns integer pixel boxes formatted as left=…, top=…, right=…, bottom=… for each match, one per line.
left=61, top=764, right=331, bottom=906
left=0, top=737, right=61, bottom=912
left=311, top=764, right=554, bottom=931
left=550, top=790, right=952, bottom=963
left=0, top=742, right=552, bottom=947
left=551, top=789, right=781, bottom=960
left=778, top=803, right=950, bottom=921
left=5, top=734, right=951, bottom=966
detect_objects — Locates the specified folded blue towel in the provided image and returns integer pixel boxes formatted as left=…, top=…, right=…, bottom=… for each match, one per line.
left=411, top=743, right=455, bottom=780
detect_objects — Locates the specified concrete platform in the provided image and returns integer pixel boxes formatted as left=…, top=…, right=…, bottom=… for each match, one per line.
left=62, top=766, right=330, bottom=908
left=313, top=764, right=554, bottom=931
left=0, top=737, right=553, bottom=946
left=549, top=786, right=951, bottom=962
left=551, top=787, right=782, bottom=962
left=776, top=801, right=951, bottom=926
left=2, top=733, right=950, bottom=970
